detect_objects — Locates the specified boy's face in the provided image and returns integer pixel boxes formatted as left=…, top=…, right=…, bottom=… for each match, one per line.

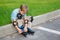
left=23, top=8, right=28, bottom=14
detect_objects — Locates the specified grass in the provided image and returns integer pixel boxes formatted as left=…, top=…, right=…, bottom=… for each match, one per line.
left=0, top=0, right=60, bottom=26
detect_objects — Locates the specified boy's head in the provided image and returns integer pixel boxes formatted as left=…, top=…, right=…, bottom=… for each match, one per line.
left=20, top=4, right=28, bottom=14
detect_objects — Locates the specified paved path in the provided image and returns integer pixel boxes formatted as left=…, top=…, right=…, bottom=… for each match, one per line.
left=0, top=17, right=60, bottom=40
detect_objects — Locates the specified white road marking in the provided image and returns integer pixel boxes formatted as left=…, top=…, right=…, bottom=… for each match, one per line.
left=33, top=27, right=60, bottom=35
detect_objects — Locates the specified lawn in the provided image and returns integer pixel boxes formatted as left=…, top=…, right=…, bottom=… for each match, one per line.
left=0, top=0, right=60, bottom=26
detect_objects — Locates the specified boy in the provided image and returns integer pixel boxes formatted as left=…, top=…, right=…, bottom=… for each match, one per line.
left=11, top=4, right=34, bottom=37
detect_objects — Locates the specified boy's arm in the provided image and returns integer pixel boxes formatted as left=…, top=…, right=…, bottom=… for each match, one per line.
left=11, top=9, right=23, bottom=34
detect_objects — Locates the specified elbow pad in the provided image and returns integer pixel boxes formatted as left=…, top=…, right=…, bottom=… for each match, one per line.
left=17, top=13, right=22, bottom=19
left=31, top=16, right=34, bottom=22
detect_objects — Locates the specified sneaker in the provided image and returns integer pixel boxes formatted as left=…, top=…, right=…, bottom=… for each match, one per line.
left=28, top=30, right=35, bottom=35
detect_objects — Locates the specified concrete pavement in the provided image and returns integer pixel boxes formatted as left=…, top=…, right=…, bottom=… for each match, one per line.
left=0, top=9, right=60, bottom=40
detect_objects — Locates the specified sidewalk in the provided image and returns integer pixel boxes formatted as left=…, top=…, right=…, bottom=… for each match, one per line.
left=1, top=17, right=60, bottom=40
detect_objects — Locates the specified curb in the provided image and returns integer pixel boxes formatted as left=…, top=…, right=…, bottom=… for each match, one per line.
left=32, top=9, right=60, bottom=26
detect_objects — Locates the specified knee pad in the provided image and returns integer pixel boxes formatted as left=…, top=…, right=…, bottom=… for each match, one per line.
left=24, top=19, right=28, bottom=24
left=12, top=21, right=18, bottom=27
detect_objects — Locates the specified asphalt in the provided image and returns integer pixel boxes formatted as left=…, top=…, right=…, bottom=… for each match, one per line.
left=0, top=17, right=60, bottom=40
left=39, top=17, right=60, bottom=31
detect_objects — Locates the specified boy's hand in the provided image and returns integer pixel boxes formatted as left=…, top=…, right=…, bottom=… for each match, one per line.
left=18, top=29, right=22, bottom=34
left=15, top=26, right=22, bottom=34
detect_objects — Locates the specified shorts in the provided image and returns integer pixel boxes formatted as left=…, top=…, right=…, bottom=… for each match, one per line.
left=19, top=25, right=24, bottom=32
left=18, top=25, right=33, bottom=32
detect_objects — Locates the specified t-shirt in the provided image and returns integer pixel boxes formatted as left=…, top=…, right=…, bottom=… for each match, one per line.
left=11, top=8, right=26, bottom=27
left=11, top=8, right=26, bottom=21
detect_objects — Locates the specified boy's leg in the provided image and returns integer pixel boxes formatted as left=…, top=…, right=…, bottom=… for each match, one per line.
left=19, top=25, right=27, bottom=37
